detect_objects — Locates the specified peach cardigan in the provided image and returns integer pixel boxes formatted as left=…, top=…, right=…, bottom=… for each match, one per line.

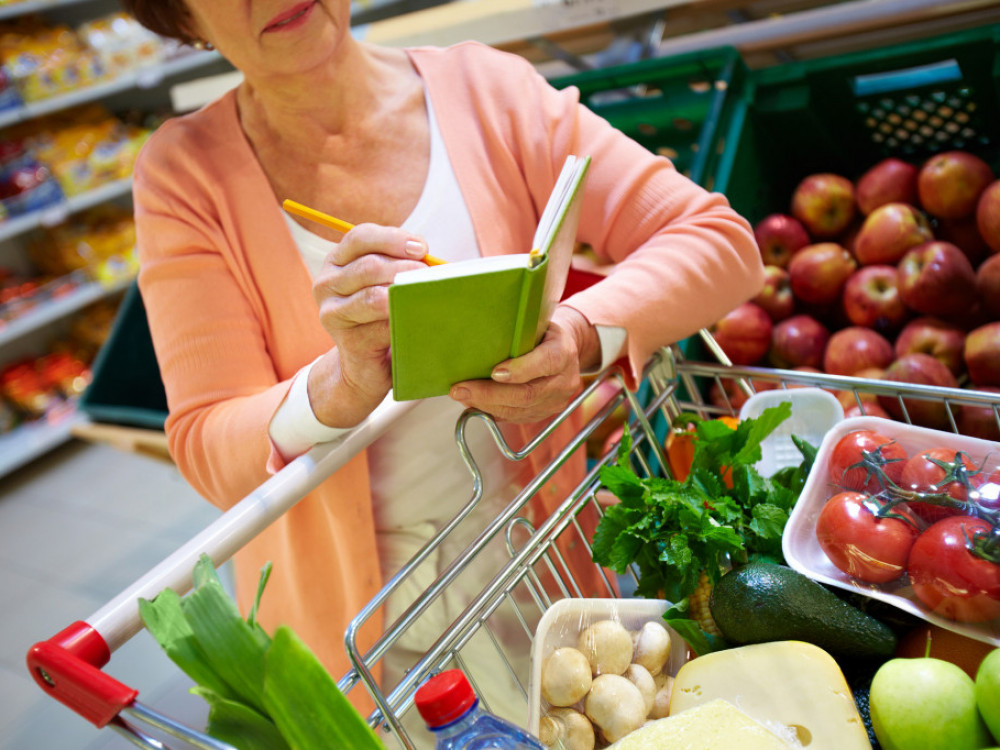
left=132, top=41, right=762, bottom=707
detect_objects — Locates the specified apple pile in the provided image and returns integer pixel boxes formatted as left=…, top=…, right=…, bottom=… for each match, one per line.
left=710, top=150, right=1000, bottom=432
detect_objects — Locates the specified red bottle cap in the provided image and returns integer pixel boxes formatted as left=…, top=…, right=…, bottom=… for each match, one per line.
left=414, top=669, right=477, bottom=728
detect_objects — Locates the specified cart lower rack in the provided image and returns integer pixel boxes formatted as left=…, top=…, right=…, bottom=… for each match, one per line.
left=26, top=343, right=1000, bottom=748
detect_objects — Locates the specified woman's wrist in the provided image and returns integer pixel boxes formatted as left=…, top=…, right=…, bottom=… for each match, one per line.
left=306, top=351, right=386, bottom=428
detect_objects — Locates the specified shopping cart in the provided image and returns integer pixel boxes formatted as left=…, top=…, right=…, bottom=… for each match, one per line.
left=25, top=342, right=1000, bottom=749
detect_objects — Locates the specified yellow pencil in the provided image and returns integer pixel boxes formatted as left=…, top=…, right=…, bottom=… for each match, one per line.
left=282, top=199, right=446, bottom=266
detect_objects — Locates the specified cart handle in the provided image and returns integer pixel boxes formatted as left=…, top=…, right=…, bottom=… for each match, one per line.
left=26, top=621, right=137, bottom=728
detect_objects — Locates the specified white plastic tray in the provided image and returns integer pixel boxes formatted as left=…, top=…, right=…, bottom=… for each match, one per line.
left=783, top=415, right=1000, bottom=646
left=526, top=598, right=689, bottom=735
left=739, top=387, right=844, bottom=477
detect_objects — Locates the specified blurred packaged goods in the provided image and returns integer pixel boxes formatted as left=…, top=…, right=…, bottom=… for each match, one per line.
left=76, top=12, right=166, bottom=77
left=0, top=12, right=172, bottom=103
left=0, top=297, right=119, bottom=423
left=28, top=203, right=138, bottom=279
left=3, top=103, right=152, bottom=196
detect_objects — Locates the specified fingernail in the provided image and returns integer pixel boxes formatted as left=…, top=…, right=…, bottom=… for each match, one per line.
left=405, top=240, right=427, bottom=258
left=492, top=368, right=510, bottom=382
left=451, top=387, right=470, bottom=401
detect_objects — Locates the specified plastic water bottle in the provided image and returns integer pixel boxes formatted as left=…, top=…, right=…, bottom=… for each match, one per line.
left=414, top=669, right=545, bottom=750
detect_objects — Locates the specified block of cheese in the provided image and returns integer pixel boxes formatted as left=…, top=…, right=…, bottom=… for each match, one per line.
left=611, top=699, right=795, bottom=749
left=669, top=640, right=869, bottom=749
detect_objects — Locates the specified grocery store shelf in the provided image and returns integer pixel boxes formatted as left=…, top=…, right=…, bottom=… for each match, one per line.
left=0, top=0, right=93, bottom=21
left=649, top=0, right=1000, bottom=60
left=356, top=0, right=687, bottom=49
left=0, top=403, right=85, bottom=479
left=0, top=50, right=222, bottom=129
left=0, top=274, right=131, bottom=347
left=0, top=177, right=133, bottom=243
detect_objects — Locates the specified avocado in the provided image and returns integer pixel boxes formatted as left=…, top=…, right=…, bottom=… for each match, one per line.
left=709, top=562, right=896, bottom=659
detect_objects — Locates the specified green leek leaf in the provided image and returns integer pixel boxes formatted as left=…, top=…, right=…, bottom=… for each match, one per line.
left=263, top=626, right=385, bottom=750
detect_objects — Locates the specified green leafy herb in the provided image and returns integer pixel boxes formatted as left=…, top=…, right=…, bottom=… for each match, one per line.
left=592, top=403, right=815, bottom=633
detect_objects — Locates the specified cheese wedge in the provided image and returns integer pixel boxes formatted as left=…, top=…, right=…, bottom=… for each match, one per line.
left=669, top=640, right=869, bottom=749
left=611, top=699, right=795, bottom=749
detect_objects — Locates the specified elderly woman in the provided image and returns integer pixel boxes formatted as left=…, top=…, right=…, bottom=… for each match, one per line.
left=121, top=0, right=763, bottom=722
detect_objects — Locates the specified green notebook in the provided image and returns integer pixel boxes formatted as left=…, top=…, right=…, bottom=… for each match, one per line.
left=389, top=154, right=591, bottom=401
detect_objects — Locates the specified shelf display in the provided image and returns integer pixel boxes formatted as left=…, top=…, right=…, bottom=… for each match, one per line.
left=0, top=2, right=226, bottom=478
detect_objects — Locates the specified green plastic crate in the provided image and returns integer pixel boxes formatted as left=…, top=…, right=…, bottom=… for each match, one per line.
left=551, top=46, right=747, bottom=188
left=713, top=24, right=1000, bottom=224
left=79, top=280, right=168, bottom=430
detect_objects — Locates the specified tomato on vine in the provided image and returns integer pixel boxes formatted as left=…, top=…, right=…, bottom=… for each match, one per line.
left=827, top=430, right=907, bottom=494
left=815, top=490, right=920, bottom=584
left=908, top=515, right=1000, bottom=623
left=899, top=447, right=978, bottom=523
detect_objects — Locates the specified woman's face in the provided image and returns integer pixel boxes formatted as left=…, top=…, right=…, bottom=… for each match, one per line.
left=183, top=0, right=350, bottom=78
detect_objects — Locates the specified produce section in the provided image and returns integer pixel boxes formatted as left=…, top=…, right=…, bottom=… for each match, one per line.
left=17, top=11, right=1000, bottom=750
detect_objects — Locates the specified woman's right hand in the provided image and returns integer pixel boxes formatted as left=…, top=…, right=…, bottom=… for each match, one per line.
left=308, top=223, right=428, bottom=427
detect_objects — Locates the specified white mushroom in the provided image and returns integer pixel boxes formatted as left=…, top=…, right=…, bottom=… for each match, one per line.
left=623, top=663, right=656, bottom=717
left=538, top=707, right=595, bottom=750
left=577, top=619, right=633, bottom=676
left=541, top=647, right=593, bottom=707
left=650, top=675, right=675, bottom=720
left=652, top=671, right=672, bottom=692
left=631, top=621, right=672, bottom=676
left=584, top=673, right=647, bottom=744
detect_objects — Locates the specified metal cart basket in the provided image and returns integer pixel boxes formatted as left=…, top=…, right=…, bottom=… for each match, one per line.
left=26, top=341, right=1000, bottom=749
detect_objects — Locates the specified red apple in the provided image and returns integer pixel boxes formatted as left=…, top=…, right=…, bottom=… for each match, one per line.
left=833, top=366, right=884, bottom=412
left=823, top=326, right=895, bottom=376
left=753, top=214, right=811, bottom=268
left=957, top=386, right=1000, bottom=441
left=856, top=157, right=919, bottom=215
left=964, top=322, right=1000, bottom=387
left=853, top=202, right=933, bottom=266
left=791, top=173, right=856, bottom=238
left=844, top=402, right=892, bottom=419
left=976, top=253, right=1000, bottom=321
left=878, top=352, right=959, bottom=429
left=709, top=302, right=772, bottom=366
left=894, top=317, right=967, bottom=377
left=752, top=265, right=795, bottom=322
left=787, top=243, right=857, bottom=305
left=935, top=216, right=989, bottom=267
left=768, top=314, right=830, bottom=369
left=841, top=265, right=908, bottom=335
left=896, top=241, right=977, bottom=317
left=978, top=179, right=1000, bottom=254
left=918, top=150, right=995, bottom=220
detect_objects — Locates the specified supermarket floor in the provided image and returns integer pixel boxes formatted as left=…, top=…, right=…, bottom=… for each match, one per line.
left=0, top=438, right=228, bottom=749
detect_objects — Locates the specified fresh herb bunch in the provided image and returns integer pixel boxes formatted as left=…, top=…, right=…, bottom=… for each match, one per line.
left=591, top=402, right=816, bottom=647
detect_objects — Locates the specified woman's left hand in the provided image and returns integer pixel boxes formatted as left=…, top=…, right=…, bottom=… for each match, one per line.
left=448, top=305, right=601, bottom=424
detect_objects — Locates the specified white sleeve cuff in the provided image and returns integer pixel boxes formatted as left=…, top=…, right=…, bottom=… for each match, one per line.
left=269, top=358, right=354, bottom=458
left=588, top=324, right=627, bottom=375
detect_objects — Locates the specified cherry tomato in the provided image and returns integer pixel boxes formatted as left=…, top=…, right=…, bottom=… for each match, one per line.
left=898, top=447, right=976, bottom=523
left=815, top=491, right=920, bottom=584
left=828, top=430, right=907, bottom=494
left=908, top=515, right=1000, bottom=623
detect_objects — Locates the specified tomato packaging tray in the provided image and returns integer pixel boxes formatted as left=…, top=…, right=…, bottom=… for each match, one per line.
left=785, top=415, right=1000, bottom=646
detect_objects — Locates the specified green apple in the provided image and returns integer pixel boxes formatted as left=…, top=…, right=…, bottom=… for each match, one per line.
left=870, top=656, right=993, bottom=750
left=976, top=648, right=1000, bottom=743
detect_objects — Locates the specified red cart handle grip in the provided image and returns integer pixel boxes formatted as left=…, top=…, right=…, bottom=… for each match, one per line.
left=26, top=621, right=138, bottom=727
